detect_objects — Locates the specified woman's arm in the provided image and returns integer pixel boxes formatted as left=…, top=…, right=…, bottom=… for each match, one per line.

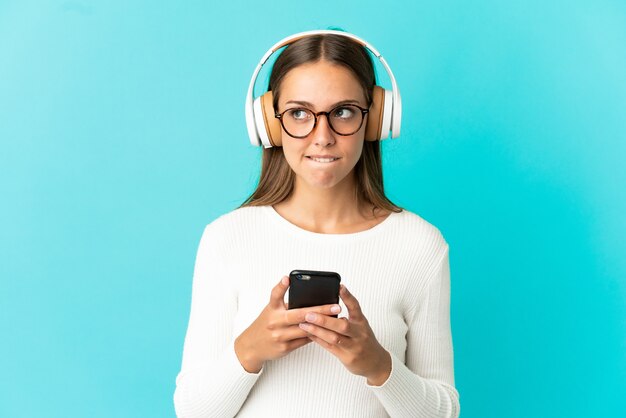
left=174, top=221, right=342, bottom=417
left=366, top=244, right=461, bottom=418
left=173, top=224, right=261, bottom=418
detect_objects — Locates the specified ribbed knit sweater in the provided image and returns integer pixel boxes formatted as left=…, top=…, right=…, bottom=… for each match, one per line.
left=173, top=205, right=460, bottom=418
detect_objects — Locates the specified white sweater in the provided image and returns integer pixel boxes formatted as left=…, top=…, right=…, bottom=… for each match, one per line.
left=173, top=205, right=460, bottom=418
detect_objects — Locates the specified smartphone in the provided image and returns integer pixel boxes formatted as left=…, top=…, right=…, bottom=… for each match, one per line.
left=288, top=270, right=341, bottom=317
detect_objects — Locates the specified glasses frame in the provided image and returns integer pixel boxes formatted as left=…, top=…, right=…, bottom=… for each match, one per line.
left=274, top=104, right=370, bottom=139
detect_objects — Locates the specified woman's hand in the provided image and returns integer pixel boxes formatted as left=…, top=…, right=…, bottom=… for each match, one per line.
left=298, top=285, right=392, bottom=386
left=234, top=276, right=342, bottom=373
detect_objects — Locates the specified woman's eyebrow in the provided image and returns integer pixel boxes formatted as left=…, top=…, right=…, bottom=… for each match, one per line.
left=285, top=99, right=361, bottom=108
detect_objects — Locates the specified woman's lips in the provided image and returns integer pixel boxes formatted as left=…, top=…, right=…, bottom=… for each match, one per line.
left=306, top=156, right=341, bottom=163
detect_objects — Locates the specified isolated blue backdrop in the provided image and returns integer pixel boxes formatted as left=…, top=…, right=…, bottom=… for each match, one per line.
left=1, top=1, right=624, bottom=417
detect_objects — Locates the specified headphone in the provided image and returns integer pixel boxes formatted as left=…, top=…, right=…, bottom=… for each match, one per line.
left=245, top=29, right=402, bottom=148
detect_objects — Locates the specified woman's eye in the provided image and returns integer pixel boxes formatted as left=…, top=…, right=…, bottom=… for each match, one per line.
left=288, top=109, right=310, bottom=121
left=332, top=106, right=355, bottom=119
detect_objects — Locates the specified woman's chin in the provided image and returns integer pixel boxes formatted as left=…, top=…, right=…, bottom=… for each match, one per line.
left=299, top=174, right=341, bottom=190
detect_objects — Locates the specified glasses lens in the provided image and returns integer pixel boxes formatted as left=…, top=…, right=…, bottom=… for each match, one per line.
left=281, top=105, right=364, bottom=137
left=282, top=108, right=315, bottom=137
left=328, top=105, right=363, bottom=135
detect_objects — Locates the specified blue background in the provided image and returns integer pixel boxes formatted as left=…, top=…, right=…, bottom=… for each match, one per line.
left=1, top=1, right=624, bottom=417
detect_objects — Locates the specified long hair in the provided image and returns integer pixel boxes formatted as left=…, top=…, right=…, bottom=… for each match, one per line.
left=240, top=32, right=401, bottom=214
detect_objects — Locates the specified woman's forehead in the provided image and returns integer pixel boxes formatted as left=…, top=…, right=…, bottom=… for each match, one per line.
left=279, top=63, right=366, bottom=108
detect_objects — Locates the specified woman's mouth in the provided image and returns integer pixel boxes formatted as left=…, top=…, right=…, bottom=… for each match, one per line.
left=306, top=156, right=341, bottom=163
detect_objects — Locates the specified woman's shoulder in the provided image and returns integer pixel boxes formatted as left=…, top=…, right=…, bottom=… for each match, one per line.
left=193, top=206, right=269, bottom=252
left=390, top=209, right=450, bottom=290
left=201, top=205, right=268, bottom=235
left=392, top=208, right=449, bottom=251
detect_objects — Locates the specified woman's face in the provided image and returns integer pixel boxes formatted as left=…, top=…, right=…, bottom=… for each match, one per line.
left=276, top=60, right=368, bottom=191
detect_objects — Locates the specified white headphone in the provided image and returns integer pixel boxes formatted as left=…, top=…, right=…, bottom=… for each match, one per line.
left=244, top=29, right=402, bottom=148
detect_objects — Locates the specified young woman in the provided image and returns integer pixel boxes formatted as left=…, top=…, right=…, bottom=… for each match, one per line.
left=173, top=30, right=460, bottom=418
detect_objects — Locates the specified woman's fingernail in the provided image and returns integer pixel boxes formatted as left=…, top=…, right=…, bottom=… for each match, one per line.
left=299, top=323, right=310, bottom=330
left=281, top=276, right=289, bottom=285
left=305, top=313, right=316, bottom=322
left=331, top=305, right=341, bottom=314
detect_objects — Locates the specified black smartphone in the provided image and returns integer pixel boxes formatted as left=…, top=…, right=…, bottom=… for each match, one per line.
left=288, top=270, right=341, bottom=317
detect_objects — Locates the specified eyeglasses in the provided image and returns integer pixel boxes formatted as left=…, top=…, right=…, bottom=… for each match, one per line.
left=274, top=104, right=369, bottom=138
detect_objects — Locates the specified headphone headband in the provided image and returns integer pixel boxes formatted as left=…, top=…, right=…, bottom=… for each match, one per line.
left=245, top=29, right=402, bottom=147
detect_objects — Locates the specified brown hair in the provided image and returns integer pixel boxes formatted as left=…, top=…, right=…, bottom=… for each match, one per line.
left=240, top=32, right=402, bottom=215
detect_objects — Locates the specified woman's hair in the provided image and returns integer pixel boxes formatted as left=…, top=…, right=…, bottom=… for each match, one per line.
left=240, top=33, right=402, bottom=215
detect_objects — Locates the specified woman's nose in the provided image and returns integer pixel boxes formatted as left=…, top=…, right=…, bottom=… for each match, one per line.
left=312, top=114, right=336, bottom=147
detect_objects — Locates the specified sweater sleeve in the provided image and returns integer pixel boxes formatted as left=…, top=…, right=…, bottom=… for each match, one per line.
left=173, top=223, right=262, bottom=418
left=366, top=243, right=461, bottom=418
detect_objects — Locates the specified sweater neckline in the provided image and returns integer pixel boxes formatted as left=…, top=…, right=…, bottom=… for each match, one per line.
left=262, top=205, right=402, bottom=240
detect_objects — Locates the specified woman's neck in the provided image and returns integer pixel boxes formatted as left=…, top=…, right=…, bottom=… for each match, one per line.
left=272, top=175, right=388, bottom=234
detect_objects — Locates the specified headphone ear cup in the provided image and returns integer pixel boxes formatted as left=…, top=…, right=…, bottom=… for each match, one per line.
left=380, top=88, right=393, bottom=140
left=256, top=90, right=282, bottom=147
left=365, top=85, right=386, bottom=141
